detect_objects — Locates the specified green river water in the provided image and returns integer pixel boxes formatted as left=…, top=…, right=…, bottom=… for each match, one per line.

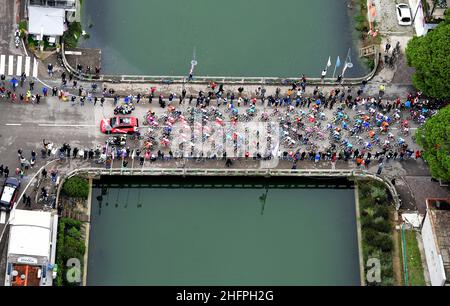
left=87, top=176, right=360, bottom=285
left=80, top=0, right=367, bottom=77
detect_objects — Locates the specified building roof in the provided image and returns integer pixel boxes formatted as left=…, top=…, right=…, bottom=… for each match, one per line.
left=28, top=6, right=66, bottom=36
left=8, top=210, right=52, bottom=259
left=427, top=199, right=450, bottom=281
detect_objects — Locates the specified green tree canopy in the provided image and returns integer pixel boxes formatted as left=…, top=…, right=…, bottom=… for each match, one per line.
left=415, top=105, right=450, bottom=181
left=62, top=176, right=89, bottom=199
left=406, top=21, right=450, bottom=100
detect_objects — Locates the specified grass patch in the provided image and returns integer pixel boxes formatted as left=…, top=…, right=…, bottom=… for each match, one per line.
left=404, top=230, right=426, bottom=286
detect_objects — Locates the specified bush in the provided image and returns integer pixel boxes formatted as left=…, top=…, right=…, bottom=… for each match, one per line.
left=374, top=233, right=393, bottom=252
left=62, top=176, right=89, bottom=199
left=358, top=180, right=395, bottom=285
left=365, top=58, right=375, bottom=71
left=19, top=20, right=27, bottom=31
left=63, top=22, right=82, bottom=48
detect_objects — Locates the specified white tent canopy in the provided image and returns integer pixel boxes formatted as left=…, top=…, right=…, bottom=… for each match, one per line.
left=8, top=210, right=52, bottom=258
left=28, top=6, right=66, bottom=37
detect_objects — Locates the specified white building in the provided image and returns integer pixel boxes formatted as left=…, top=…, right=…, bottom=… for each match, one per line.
left=27, top=6, right=67, bottom=45
left=4, top=210, right=58, bottom=286
left=28, top=0, right=76, bottom=12
left=421, top=198, right=450, bottom=286
left=409, top=0, right=444, bottom=36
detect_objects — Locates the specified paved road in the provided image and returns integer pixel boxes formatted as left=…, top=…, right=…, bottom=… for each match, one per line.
left=0, top=0, right=21, bottom=56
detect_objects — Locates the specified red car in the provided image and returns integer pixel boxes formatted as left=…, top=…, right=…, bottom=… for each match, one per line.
left=100, top=116, right=139, bottom=134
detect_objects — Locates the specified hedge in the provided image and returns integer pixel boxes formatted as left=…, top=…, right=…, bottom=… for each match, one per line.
left=55, top=217, right=85, bottom=286
left=358, top=180, right=395, bottom=286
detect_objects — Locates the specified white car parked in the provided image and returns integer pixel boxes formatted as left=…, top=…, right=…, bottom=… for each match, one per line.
left=396, top=3, right=412, bottom=26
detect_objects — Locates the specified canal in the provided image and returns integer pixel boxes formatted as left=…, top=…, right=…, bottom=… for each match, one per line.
left=87, top=176, right=360, bottom=285
left=80, top=0, right=368, bottom=77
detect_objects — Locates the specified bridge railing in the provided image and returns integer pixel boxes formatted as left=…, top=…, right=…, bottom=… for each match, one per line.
left=61, top=43, right=380, bottom=86
left=60, top=166, right=400, bottom=210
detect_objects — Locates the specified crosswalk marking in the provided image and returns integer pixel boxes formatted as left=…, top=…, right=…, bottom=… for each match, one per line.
left=0, top=55, right=5, bottom=75
left=1, top=55, right=37, bottom=78
left=8, top=55, right=14, bottom=75
left=24, top=56, right=31, bottom=77
left=0, top=211, right=6, bottom=224
left=32, top=57, right=38, bottom=78
left=16, top=55, right=22, bottom=76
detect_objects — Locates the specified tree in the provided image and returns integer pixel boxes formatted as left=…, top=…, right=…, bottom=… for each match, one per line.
left=62, top=176, right=89, bottom=199
left=415, top=105, right=450, bottom=181
left=406, top=22, right=450, bottom=100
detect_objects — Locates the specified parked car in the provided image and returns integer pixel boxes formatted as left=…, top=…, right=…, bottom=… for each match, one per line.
left=0, top=177, right=20, bottom=211
left=100, top=116, right=139, bottom=134
left=396, top=3, right=412, bottom=26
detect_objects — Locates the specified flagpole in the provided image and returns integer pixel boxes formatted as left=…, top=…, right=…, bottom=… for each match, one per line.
left=332, top=60, right=337, bottom=79
left=332, top=56, right=340, bottom=79
left=324, top=56, right=331, bottom=74
left=110, top=149, right=114, bottom=175
left=341, top=48, right=352, bottom=81
left=131, top=149, right=135, bottom=175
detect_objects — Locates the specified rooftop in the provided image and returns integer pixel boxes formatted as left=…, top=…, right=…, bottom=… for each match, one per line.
left=427, top=198, right=450, bottom=281
left=8, top=210, right=52, bottom=259
left=28, top=6, right=66, bottom=37
left=10, top=264, right=41, bottom=287
left=29, top=0, right=76, bottom=10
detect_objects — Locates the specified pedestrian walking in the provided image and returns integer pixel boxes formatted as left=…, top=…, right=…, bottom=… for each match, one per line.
left=385, top=42, right=391, bottom=53
left=379, top=84, right=385, bottom=97
left=4, top=166, right=9, bottom=178
left=321, top=69, right=327, bottom=80
left=42, top=168, right=47, bottom=179
left=377, top=163, right=384, bottom=175
left=47, top=63, right=53, bottom=76
left=26, top=195, right=32, bottom=207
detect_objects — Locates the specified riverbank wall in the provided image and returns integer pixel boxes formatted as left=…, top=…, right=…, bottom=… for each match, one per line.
left=58, top=168, right=399, bottom=286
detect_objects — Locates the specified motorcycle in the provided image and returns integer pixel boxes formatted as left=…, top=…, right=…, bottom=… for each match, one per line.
left=114, top=103, right=135, bottom=115
left=106, top=135, right=127, bottom=146
left=14, top=27, right=20, bottom=48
